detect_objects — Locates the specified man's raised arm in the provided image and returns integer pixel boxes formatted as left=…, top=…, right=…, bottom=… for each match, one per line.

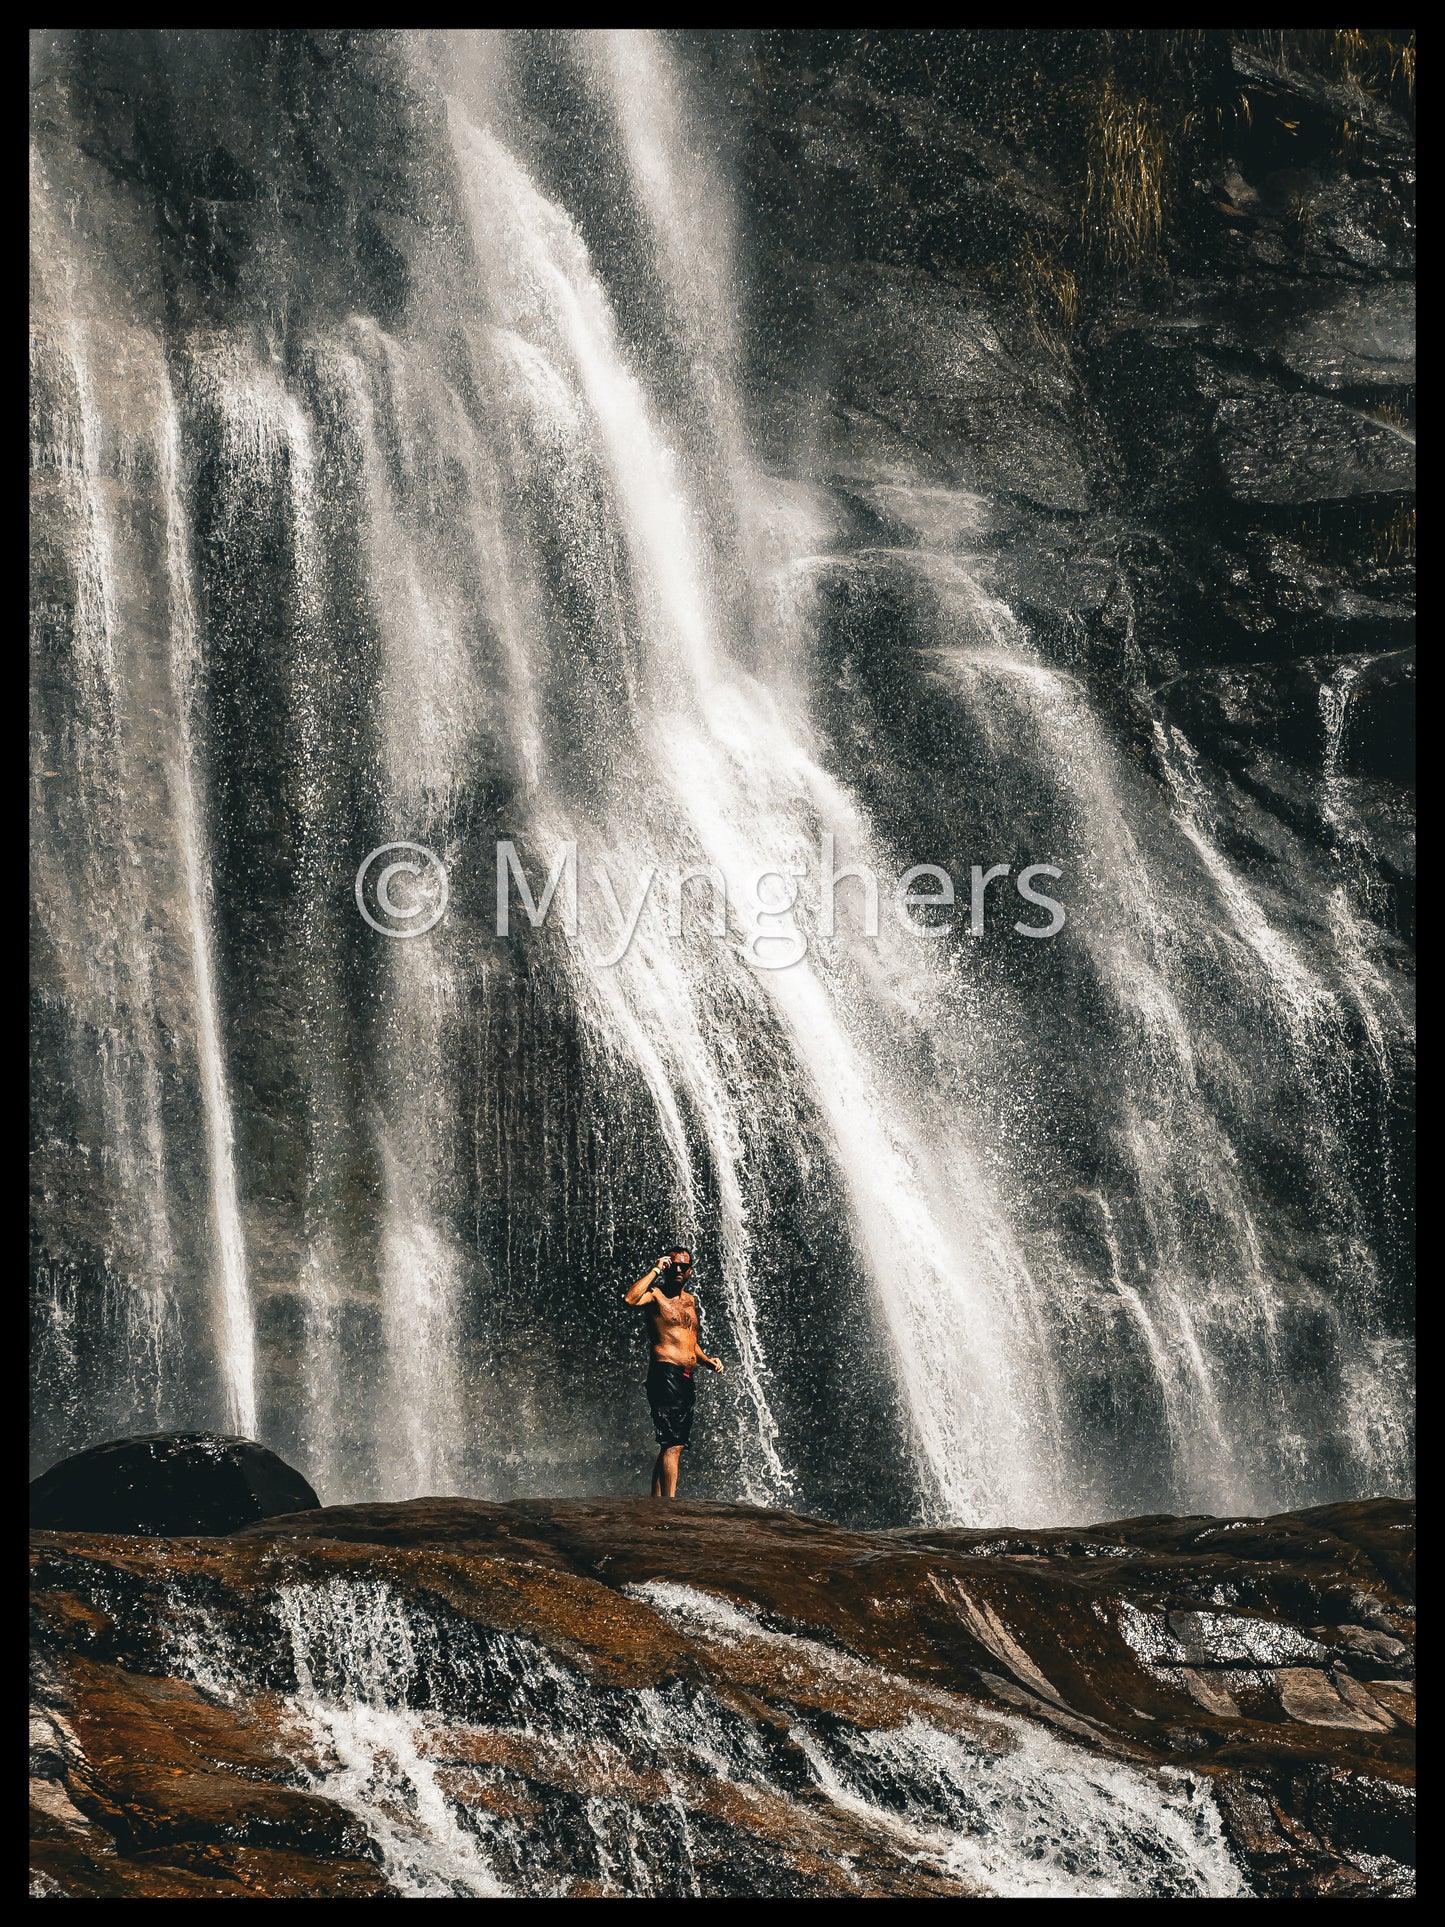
left=624, top=1255, right=670, bottom=1306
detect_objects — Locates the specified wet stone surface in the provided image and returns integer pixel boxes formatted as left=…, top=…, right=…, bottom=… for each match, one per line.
left=31, top=1495, right=1413, bottom=1898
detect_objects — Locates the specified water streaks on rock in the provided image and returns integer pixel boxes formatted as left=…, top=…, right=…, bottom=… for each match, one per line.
left=31, top=1495, right=1413, bottom=1897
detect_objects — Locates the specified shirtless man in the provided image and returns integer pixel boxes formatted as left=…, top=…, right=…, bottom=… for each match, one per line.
left=623, top=1249, right=724, bottom=1497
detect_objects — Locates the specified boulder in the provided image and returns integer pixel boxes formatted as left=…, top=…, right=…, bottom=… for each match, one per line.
left=29, top=1434, right=320, bottom=1537
left=1214, top=392, right=1415, bottom=505
left=1264, top=284, right=1416, bottom=392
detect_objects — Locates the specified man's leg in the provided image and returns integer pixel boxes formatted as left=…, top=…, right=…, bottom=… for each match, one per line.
left=655, top=1444, right=683, bottom=1498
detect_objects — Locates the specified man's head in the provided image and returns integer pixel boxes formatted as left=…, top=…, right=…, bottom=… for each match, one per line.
left=659, top=1247, right=693, bottom=1295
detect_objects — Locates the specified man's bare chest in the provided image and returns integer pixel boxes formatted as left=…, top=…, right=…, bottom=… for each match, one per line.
left=650, top=1296, right=697, bottom=1334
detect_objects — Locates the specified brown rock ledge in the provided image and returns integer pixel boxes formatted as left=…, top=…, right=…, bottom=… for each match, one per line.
left=30, top=1495, right=1413, bottom=1898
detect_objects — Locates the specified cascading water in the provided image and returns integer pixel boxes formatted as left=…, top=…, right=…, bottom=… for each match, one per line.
left=30, top=29, right=1412, bottom=1524
left=157, top=1570, right=1249, bottom=1898
left=160, top=385, right=258, bottom=1439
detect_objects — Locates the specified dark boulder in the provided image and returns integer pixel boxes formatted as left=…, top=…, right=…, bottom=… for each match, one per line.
left=1227, top=43, right=1413, bottom=155
left=1343, top=646, right=1416, bottom=787
left=29, top=1434, right=319, bottom=1537
left=1214, top=392, right=1414, bottom=505
left=1262, top=284, right=1415, bottom=393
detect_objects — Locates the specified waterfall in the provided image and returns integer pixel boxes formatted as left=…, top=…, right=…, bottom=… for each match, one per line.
left=159, top=387, right=257, bottom=1438
left=1318, top=660, right=1401, bottom=1073
left=29, top=30, right=1412, bottom=1523
left=31, top=141, right=249, bottom=1441
left=159, top=1571, right=1249, bottom=1898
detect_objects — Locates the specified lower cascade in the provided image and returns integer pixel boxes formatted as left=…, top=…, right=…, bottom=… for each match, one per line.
left=182, top=1578, right=1244, bottom=1900
left=29, top=1496, right=1414, bottom=1898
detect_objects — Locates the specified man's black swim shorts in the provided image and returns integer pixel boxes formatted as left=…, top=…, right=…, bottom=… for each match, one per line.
left=646, top=1361, right=696, bottom=1448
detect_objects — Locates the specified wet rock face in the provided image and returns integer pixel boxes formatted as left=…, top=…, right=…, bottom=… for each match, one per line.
left=31, top=1497, right=1413, bottom=1898
left=29, top=1434, right=320, bottom=1536
left=727, top=27, right=1416, bottom=742
left=1213, top=392, right=1413, bottom=505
